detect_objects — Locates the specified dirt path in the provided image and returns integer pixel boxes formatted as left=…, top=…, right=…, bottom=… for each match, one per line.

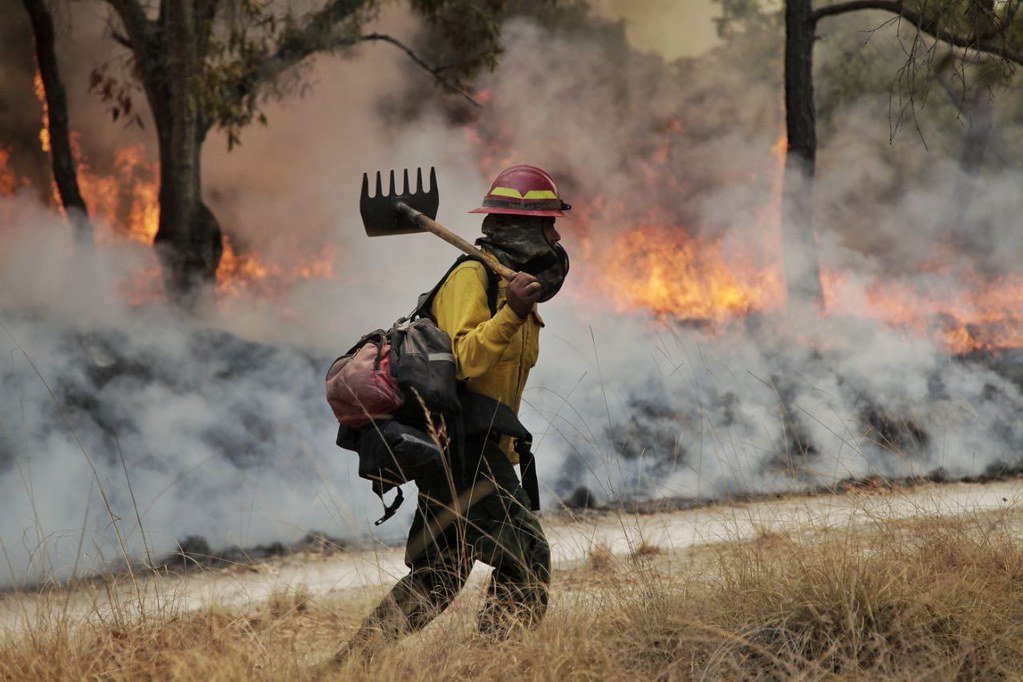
left=2, top=479, right=1021, bottom=634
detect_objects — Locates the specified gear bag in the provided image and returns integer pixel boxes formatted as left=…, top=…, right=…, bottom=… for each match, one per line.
left=325, top=332, right=402, bottom=428
left=327, top=255, right=500, bottom=524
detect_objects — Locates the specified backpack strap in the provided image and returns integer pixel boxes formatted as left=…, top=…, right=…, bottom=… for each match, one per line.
left=458, top=389, right=540, bottom=511
left=515, top=438, right=541, bottom=512
left=372, top=481, right=405, bottom=526
left=413, top=255, right=500, bottom=321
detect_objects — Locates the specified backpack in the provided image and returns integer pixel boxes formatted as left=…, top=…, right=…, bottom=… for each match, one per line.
left=327, top=256, right=500, bottom=524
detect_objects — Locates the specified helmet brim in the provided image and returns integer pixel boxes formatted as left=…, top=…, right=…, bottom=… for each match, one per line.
left=468, top=206, right=568, bottom=217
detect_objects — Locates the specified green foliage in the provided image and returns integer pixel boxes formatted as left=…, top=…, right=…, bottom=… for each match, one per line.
left=195, top=2, right=283, bottom=149
left=193, top=1, right=374, bottom=149
left=409, top=0, right=506, bottom=76
left=99, top=0, right=541, bottom=150
left=404, top=0, right=559, bottom=89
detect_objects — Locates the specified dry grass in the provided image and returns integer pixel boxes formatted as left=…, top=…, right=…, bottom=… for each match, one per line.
left=3, top=509, right=1023, bottom=680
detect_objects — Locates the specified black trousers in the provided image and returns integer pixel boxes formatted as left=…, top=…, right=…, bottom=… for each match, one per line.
left=354, top=436, right=551, bottom=642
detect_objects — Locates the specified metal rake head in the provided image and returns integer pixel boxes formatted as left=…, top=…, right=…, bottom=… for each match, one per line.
left=359, top=166, right=439, bottom=237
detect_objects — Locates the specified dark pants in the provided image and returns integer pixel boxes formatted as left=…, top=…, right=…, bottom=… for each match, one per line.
left=352, top=436, right=550, bottom=645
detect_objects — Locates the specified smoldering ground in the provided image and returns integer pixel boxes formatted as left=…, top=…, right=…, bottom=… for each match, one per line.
left=2, top=3, right=1023, bottom=586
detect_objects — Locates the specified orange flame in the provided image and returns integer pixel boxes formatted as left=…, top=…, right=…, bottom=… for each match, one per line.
left=14, top=70, right=1023, bottom=350
left=33, top=72, right=51, bottom=155
left=216, top=237, right=336, bottom=298
left=824, top=269, right=1023, bottom=354
left=0, top=148, right=16, bottom=197
left=22, top=66, right=335, bottom=304
left=464, top=107, right=1023, bottom=353
left=76, top=143, right=160, bottom=245
left=581, top=210, right=783, bottom=323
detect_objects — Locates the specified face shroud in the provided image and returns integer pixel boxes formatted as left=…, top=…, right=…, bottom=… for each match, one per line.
left=471, top=164, right=572, bottom=302
left=477, top=214, right=570, bottom=302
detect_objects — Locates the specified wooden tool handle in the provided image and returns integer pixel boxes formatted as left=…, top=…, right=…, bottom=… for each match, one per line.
left=397, top=203, right=517, bottom=281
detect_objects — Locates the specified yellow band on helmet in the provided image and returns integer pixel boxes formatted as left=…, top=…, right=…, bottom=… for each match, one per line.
left=489, top=187, right=559, bottom=200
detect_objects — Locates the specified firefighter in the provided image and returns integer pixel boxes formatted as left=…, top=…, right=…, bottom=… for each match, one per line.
left=335, top=164, right=571, bottom=660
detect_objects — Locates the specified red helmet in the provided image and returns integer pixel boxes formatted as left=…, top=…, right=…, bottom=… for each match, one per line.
left=469, top=164, right=571, bottom=217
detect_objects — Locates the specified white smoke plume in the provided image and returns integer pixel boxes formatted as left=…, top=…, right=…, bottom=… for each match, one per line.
left=1, top=2, right=1022, bottom=587
left=479, top=12, right=1023, bottom=504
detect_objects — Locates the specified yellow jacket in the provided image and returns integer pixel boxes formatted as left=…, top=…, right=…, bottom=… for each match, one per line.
left=431, top=259, right=543, bottom=462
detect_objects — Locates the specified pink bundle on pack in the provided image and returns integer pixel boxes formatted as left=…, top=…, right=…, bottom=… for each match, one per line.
left=325, top=341, right=403, bottom=427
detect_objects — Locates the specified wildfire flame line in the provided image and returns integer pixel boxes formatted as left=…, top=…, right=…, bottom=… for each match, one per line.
left=9, top=73, right=1022, bottom=353
left=466, top=91, right=1022, bottom=354
left=0, top=148, right=17, bottom=197
left=19, top=69, right=337, bottom=305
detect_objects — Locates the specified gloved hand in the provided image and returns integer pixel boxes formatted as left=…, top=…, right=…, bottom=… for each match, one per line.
left=506, top=271, right=542, bottom=318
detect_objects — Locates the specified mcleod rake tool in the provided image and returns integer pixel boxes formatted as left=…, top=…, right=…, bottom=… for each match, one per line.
left=359, top=167, right=516, bottom=280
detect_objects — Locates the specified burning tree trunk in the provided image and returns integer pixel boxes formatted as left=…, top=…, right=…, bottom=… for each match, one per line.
left=21, top=0, right=93, bottom=247
left=152, top=0, right=221, bottom=302
left=782, top=0, right=824, bottom=309
left=97, top=0, right=498, bottom=307
left=105, top=0, right=223, bottom=305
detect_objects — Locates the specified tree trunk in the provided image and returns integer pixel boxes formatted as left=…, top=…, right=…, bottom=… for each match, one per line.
left=153, top=124, right=223, bottom=306
left=21, top=0, right=93, bottom=247
left=151, top=0, right=222, bottom=307
left=781, top=0, right=825, bottom=309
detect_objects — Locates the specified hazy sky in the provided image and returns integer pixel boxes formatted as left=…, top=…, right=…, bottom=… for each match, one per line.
left=590, top=0, right=722, bottom=59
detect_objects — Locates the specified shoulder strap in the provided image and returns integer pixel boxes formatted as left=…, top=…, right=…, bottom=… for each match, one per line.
left=413, top=255, right=499, bottom=321
left=482, top=259, right=500, bottom=316
left=372, top=481, right=404, bottom=526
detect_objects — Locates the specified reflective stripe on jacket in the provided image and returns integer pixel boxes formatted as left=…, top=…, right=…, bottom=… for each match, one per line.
left=431, top=259, right=543, bottom=462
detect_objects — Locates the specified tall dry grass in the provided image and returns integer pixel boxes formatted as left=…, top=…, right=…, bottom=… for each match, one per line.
left=2, top=508, right=1023, bottom=680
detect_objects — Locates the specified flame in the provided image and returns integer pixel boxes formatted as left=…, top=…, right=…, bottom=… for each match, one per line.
left=216, top=237, right=336, bottom=297
left=824, top=269, right=1023, bottom=354
left=579, top=207, right=783, bottom=323
left=12, top=68, right=1023, bottom=349
left=463, top=99, right=1023, bottom=354
left=17, top=67, right=336, bottom=305
left=0, top=148, right=16, bottom=197
left=76, top=143, right=160, bottom=245
left=33, top=72, right=51, bottom=155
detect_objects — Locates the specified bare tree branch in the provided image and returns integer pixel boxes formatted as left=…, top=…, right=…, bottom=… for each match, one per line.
left=111, top=29, right=131, bottom=48
left=813, top=0, right=1023, bottom=64
left=106, top=0, right=151, bottom=49
left=1004, top=0, right=1023, bottom=26
left=248, top=0, right=369, bottom=85
left=236, top=2, right=480, bottom=108
left=360, top=33, right=481, bottom=106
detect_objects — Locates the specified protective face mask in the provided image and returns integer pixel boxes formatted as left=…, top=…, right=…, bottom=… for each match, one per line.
left=520, top=244, right=569, bottom=302
left=477, top=217, right=570, bottom=303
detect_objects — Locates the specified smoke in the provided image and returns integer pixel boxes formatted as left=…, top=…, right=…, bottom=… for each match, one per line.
left=2, top=1, right=1023, bottom=587
left=526, top=305, right=1023, bottom=504
left=588, top=0, right=723, bottom=59
left=477, top=10, right=1023, bottom=503
left=0, top=198, right=380, bottom=585
left=0, top=6, right=493, bottom=585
